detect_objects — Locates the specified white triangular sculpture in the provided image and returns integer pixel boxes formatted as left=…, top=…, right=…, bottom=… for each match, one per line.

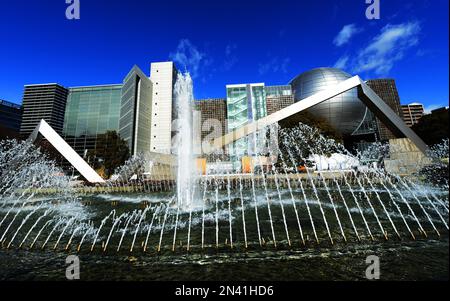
left=29, top=119, right=105, bottom=183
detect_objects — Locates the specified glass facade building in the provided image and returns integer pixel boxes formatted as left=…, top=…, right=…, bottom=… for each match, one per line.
left=225, top=84, right=298, bottom=166
left=119, top=65, right=153, bottom=156
left=62, top=84, right=122, bottom=159
left=226, top=83, right=268, bottom=166
left=0, top=99, right=22, bottom=139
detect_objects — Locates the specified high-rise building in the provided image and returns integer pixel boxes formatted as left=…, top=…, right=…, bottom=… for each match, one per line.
left=150, top=62, right=178, bottom=154
left=0, top=99, right=22, bottom=139
left=366, top=79, right=405, bottom=140
left=62, top=84, right=123, bottom=160
left=402, top=103, right=425, bottom=127
left=194, top=98, right=228, bottom=158
left=20, top=84, right=69, bottom=137
left=20, top=62, right=178, bottom=161
left=265, top=85, right=294, bottom=115
left=119, top=66, right=153, bottom=156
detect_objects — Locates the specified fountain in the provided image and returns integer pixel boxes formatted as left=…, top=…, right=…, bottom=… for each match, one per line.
left=0, top=97, right=448, bottom=280
left=173, top=72, right=197, bottom=211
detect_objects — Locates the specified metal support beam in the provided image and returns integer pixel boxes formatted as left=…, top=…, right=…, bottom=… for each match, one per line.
left=29, top=119, right=105, bottom=183
left=357, top=80, right=428, bottom=153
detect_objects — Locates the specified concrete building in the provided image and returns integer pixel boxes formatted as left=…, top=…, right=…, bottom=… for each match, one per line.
left=265, top=85, right=294, bottom=115
left=402, top=103, right=425, bottom=127
left=20, top=84, right=69, bottom=137
left=150, top=62, right=178, bottom=154
left=194, top=98, right=228, bottom=159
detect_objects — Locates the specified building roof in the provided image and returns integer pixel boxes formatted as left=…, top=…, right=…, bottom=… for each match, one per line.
left=24, top=83, right=62, bottom=87
left=68, top=84, right=122, bottom=90
left=0, top=99, right=22, bottom=109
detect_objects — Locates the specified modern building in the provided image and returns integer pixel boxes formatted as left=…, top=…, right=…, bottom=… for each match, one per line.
left=223, top=83, right=296, bottom=166
left=62, top=84, right=123, bottom=160
left=0, top=99, right=22, bottom=139
left=20, top=83, right=69, bottom=137
left=119, top=65, right=153, bottom=156
left=212, top=74, right=428, bottom=157
left=150, top=62, right=178, bottom=154
left=20, top=62, right=179, bottom=166
left=402, top=103, right=425, bottom=127
left=265, top=85, right=294, bottom=115
left=226, top=83, right=268, bottom=163
left=17, top=60, right=429, bottom=179
left=289, top=71, right=410, bottom=144
left=366, top=79, right=405, bottom=140
left=290, top=68, right=367, bottom=136
left=194, top=98, right=228, bottom=158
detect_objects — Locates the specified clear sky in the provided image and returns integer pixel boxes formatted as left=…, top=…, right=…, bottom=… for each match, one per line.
left=0, top=0, right=448, bottom=113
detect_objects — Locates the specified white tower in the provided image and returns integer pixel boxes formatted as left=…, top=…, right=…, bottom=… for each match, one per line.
left=150, top=62, right=177, bottom=154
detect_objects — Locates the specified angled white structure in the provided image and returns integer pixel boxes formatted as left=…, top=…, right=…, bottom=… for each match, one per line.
left=29, top=119, right=105, bottom=183
left=209, top=75, right=428, bottom=154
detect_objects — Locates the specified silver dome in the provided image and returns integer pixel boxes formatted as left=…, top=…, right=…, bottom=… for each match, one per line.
left=290, top=68, right=366, bottom=135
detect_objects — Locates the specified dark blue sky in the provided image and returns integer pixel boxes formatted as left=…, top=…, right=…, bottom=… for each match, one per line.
left=0, top=0, right=448, bottom=112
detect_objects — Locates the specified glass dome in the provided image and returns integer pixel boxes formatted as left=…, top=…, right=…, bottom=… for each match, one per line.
left=290, top=68, right=367, bottom=135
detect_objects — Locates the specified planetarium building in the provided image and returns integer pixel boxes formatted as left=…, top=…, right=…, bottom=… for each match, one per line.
left=290, top=68, right=370, bottom=136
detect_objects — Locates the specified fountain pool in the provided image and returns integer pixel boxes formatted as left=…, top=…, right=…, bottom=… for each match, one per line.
left=0, top=74, right=448, bottom=280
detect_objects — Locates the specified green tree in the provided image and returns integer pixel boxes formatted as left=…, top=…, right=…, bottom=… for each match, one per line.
left=87, top=131, right=130, bottom=178
left=412, top=108, right=449, bottom=146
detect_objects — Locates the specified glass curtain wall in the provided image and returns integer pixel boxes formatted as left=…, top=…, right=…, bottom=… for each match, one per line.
left=226, top=84, right=268, bottom=169
left=63, top=85, right=122, bottom=161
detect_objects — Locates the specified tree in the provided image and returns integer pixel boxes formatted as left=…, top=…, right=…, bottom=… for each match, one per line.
left=87, top=131, right=130, bottom=178
left=412, top=108, right=449, bottom=146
